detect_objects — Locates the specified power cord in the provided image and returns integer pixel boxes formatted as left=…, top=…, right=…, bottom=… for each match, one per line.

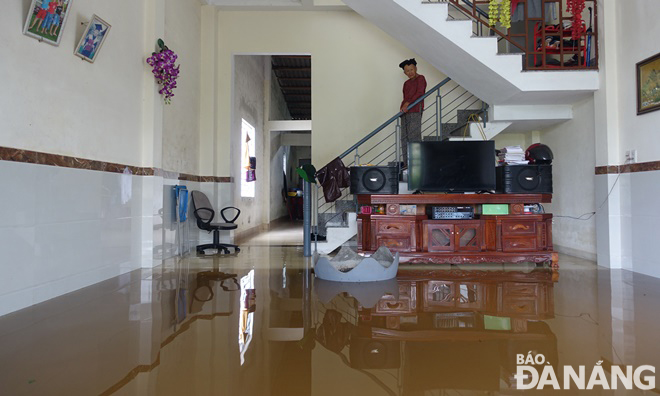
left=554, top=158, right=630, bottom=221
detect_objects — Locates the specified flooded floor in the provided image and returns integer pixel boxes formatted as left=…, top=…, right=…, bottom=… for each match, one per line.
left=1, top=221, right=659, bottom=395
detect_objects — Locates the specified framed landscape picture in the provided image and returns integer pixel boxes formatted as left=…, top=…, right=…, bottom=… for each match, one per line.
left=74, top=15, right=111, bottom=63
left=637, top=52, right=660, bottom=115
left=23, top=0, right=72, bottom=46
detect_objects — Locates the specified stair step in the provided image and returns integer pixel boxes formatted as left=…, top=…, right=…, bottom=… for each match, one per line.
left=317, top=212, right=346, bottom=236
left=326, top=223, right=350, bottom=229
left=445, top=123, right=469, bottom=138
left=456, top=109, right=483, bottom=125
left=334, top=199, right=356, bottom=213
left=315, top=213, right=358, bottom=254
left=448, top=128, right=470, bottom=137
left=422, top=135, right=447, bottom=141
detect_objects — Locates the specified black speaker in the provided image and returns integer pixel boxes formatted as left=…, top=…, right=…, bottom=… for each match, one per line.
left=350, top=166, right=399, bottom=195
left=349, top=338, right=401, bottom=369
left=496, top=165, right=552, bottom=193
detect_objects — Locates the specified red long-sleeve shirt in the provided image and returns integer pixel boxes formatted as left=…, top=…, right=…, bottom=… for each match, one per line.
left=401, top=74, right=427, bottom=113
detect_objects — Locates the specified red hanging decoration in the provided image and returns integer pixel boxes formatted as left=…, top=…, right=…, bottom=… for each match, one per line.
left=566, top=0, right=586, bottom=40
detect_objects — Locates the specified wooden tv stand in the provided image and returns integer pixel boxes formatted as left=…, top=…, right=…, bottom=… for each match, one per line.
left=356, top=194, right=558, bottom=267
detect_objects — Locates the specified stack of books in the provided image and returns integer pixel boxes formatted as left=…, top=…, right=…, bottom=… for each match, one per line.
left=497, top=145, right=528, bottom=165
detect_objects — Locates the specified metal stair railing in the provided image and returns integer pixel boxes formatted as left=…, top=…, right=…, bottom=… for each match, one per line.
left=311, top=78, right=488, bottom=251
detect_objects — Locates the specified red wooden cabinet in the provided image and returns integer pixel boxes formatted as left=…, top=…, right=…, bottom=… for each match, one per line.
left=423, top=220, right=483, bottom=252
left=371, top=216, right=417, bottom=253
left=356, top=194, right=557, bottom=267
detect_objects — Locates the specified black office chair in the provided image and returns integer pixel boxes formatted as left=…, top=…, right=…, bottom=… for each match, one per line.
left=191, top=191, right=241, bottom=255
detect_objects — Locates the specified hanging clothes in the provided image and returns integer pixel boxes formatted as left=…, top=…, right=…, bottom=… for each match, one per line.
left=315, top=157, right=350, bottom=203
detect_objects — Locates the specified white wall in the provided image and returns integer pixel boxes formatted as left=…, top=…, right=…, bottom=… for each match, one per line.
left=0, top=0, right=145, bottom=166
left=270, top=136, right=289, bottom=221
left=269, top=71, right=293, bottom=221
left=0, top=161, right=145, bottom=316
left=542, top=98, right=597, bottom=259
left=614, top=0, right=660, bottom=163
left=0, top=0, right=207, bottom=315
left=593, top=0, right=660, bottom=276
left=213, top=11, right=449, bottom=174
left=610, top=0, right=660, bottom=274
left=163, top=0, right=202, bottom=175
left=270, top=70, right=292, bottom=121
left=232, top=56, right=268, bottom=232
left=491, top=132, right=528, bottom=150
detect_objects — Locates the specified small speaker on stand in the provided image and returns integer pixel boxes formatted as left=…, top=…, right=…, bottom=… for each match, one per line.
left=350, top=166, right=399, bottom=195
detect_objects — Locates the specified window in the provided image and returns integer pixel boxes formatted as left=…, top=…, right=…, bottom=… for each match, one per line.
left=241, top=119, right=255, bottom=198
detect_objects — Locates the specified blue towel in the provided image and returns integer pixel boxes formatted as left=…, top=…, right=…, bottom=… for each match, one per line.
left=174, top=186, right=189, bottom=222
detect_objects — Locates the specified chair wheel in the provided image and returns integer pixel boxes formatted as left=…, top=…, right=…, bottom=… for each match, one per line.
left=197, top=249, right=205, bottom=255
left=222, top=249, right=230, bottom=254
left=235, top=247, right=240, bottom=253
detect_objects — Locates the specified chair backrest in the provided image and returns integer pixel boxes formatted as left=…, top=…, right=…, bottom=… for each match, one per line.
left=191, top=191, right=214, bottom=223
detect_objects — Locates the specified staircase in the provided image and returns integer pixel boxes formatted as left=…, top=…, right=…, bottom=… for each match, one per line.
left=341, top=0, right=598, bottom=107
left=314, top=79, right=509, bottom=254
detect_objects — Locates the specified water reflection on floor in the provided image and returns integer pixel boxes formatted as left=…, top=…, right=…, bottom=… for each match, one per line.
left=0, top=227, right=659, bottom=395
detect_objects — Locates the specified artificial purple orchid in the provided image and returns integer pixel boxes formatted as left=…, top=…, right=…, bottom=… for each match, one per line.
left=146, top=46, right=180, bottom=104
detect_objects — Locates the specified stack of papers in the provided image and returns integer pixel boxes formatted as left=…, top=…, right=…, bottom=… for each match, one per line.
left=498, top=145, right=528, bottom=165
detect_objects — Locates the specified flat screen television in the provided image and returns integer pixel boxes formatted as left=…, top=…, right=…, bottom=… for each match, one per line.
left=407, top=141, right=496, bottom=192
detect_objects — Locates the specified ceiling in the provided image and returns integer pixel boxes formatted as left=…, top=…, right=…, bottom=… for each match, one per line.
left=271, top=56, right=311, bottom=120
left=202, top=0, right=348, bottom=10
left=206, top=0, right=304, bottom=5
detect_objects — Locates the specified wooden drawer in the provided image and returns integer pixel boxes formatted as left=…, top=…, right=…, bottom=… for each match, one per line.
left=375, top=282, right=416, bottom=314
left=502, top=298, right=538, bottom=316
left=503, top=282, right=539, bottom=297
left=374, top=219, right=413, bottom=235
left=502, top=236, right=537, bottom=252
left=376, top=297, right=413, bottom=313
left=375, top=235, right=414, bottom=252
left=502, top=220, right=536, bottom=236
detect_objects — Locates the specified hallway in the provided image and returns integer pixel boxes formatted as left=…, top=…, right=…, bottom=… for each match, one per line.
left=0, top=224, right=658, bottom=395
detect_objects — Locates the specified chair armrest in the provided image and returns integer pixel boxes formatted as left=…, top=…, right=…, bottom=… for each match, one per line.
left=221, top=206, right=241, bottom=223
left=194, top=207, right=215, bottom=226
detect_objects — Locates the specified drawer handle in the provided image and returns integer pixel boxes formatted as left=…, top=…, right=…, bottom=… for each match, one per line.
left=386, top=302, right=401, bottom=309
left=385, top=225, right=400, bottom=230
left=511, top=241, right=532, bottom=247
left=512, top=224, right=530, bottom=230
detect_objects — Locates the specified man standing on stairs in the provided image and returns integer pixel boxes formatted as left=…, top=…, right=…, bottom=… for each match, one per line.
left=399, top=58, right=427, bottom=168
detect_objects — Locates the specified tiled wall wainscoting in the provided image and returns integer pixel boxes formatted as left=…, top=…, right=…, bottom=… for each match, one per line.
left=596, top=165, right=660, bottom=279
left=0, top=159, right=233, bottom=316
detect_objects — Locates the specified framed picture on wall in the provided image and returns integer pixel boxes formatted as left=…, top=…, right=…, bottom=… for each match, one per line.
left=74, top=15, right=111, bottom=63
left=637, top=52, right=660, bottom=115
left=23, top=0, right=73, bottom=46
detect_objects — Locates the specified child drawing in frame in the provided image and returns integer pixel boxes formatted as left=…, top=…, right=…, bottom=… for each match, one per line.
left=80, top=24, right=105, bottom=59
left=75, top=15, right=111, bottom=63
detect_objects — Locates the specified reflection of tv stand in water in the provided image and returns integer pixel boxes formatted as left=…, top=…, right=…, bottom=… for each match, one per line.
left=357, top=193, right=558, bottom=267
left=351, top=270, right=558, bottom=391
